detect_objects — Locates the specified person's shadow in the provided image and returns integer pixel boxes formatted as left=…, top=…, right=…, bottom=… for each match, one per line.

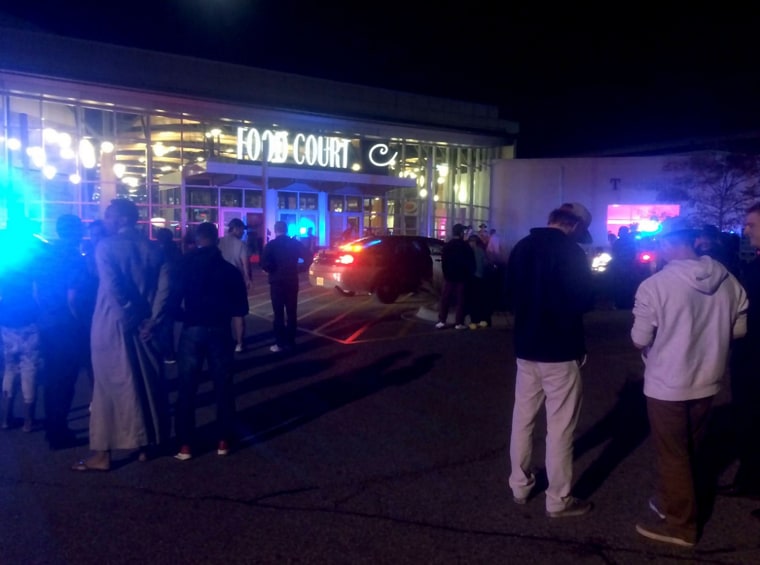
left=190, top=351, right=441, bottom=454
left=571, top=376, right=649, bottom=500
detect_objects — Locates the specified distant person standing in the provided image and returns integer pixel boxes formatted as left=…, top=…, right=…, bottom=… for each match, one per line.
left=260, top=221, right=312, bottom=353
left=0, top=220, right=45, bottom=432
left=172, top=222, right=249, bottom=461
left=154, top=227, right=182, bottom=364
left=631, top=217, right=747, bottom=547
left=436, top=223, right=475, bottom=330
left=36, top=214, right=90, bottom=449
left=219, top=218, right=250, bottom=353
left=722, top=204, right=760, bottom=513
left=72, top=199, right=170, bottom=472
left=506, top=205, right=595, bottom=518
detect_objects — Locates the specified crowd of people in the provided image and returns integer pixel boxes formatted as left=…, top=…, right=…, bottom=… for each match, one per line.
left=2, top=198, right=760, bottom=549
left=501, top=200, right=760, bottom=548
left=435, top=223, right=507, bottom=329
left=0, top=201, right=311, bottom=468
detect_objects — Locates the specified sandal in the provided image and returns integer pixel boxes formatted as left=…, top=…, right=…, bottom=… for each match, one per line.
left=71, top=458, right=110, bottom=472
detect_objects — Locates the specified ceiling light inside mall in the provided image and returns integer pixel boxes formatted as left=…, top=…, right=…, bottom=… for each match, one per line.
left=101, top=141, right=115, bottom=153
left=458, top=188, right=468, bottom=203
left=123, top=177, right=139, bottom=188
left=113, top=163, right=126, bottom=178
left=60, top=147, right=76, bottom=160
left=351, top=163, right=361, bottom=172
left=417, top=175, right=425, bottom=188
left=43, top=165, right=57, bottom=180
left=79, top=139, right=97, bottom=169
left=6, top=138, right=21, bottom=151
left=26, top=146, right=45, bottom=168
left=69, top=173, right=81, bottom=184
left=206, top=128, right=222, bottom=138
left=57, top=132, right=72, bottom=148
left=153, top=142, right=177, bottom=157
left=434, top=194, right=439, bottom=202
left=160, top=165, right=172, bottom=172
left=43, top=128, right=58, bottom=143
left=437, top=177, right=445, bottom=185
left=419, top=188, right=428, bottom=198
left=436, top=164, right=449, bottom=177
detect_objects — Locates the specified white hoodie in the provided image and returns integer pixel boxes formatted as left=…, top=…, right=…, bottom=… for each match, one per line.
left=631, top=256, right=748, bottom=401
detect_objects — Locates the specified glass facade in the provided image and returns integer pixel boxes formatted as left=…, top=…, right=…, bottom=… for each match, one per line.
left=1, top=82, right=507, bottom=246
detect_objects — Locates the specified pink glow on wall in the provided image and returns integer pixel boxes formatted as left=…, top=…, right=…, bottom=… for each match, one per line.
left=607, top=204, right=681, bottom=237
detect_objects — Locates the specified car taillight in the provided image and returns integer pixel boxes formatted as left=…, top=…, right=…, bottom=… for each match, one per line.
left=336, top=254, right=355, bottom=265
left=638, top=252, right=655, bottom=263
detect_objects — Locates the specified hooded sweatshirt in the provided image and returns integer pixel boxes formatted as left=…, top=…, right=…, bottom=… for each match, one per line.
left=631, top=255, right=748, bottom=401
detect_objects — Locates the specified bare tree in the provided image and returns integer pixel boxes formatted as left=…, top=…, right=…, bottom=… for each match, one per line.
left=660, top=151, right=760, bottom=231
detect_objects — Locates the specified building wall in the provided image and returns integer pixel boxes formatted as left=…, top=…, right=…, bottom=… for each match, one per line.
left=490, top=155, right=687, bottom=249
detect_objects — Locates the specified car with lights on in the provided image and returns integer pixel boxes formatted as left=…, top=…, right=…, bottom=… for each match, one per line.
left=308, top=235, right=444, bottom=303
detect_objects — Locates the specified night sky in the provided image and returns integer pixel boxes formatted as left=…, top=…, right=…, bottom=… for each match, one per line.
left=2, top=1, right=760, bottom=157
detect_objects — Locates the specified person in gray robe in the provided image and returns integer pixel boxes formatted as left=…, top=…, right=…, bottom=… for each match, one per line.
left=72, top=199, right=170, bottom=471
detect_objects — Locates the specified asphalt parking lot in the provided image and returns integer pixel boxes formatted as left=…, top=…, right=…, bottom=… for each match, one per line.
left=2, top=274, right=759, bottom=564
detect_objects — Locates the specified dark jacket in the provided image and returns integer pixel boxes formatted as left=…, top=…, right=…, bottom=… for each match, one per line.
left=441, top=237, right=476, bottom=283
left=506, top=227, right=593, bottom=362
left=174, top=245, right=248, bottom=328
left=260, top=235, right=312, bottom=285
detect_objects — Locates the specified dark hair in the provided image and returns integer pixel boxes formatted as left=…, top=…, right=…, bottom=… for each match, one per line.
left=547, top=208, right=581, bottom=228
left=108, top=198, right=139, bottom=225
left=56, top=214, right=83, bottom=240
left=195, top=222, right=219, bottom=245
left=156, top=227, right=174, bottom=244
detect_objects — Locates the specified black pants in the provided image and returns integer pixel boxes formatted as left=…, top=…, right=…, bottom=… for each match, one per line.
left=175, top=325, right=236, bottom=446
left=270, top=279, right=299, bottom=347
left=41, top=321, right=85, bottom=445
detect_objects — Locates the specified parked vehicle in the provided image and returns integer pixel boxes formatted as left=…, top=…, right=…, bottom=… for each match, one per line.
left=309, top=235, right=444, bottom=303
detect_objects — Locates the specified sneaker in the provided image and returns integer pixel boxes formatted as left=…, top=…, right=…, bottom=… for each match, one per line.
left=478, top=321, right=488, bottom=328
left=454, top=324, right=468, bottom=330
left=635, top=520, right=695, bottom=547
left=434, top=322, right=446, bottom=329
left=174, top=445, right=192, bottom=461
left=468, top=323, right=478, bottom=330
left=546, top=498, right=593, bottom=518
left=648, top=497, right=665, bottom=520
left=217, top=441, right=229, bottom=456
left=234, top=344, right=244, bottom=353
left=270, top=345, right=283, bottom=353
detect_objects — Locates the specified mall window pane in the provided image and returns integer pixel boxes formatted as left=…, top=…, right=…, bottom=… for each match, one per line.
left=189, top=207, right=218, bottom=223
left=150, top=115, right=183, bottom=186
left=153, top=184, right=181, bottom=206
left=346, top=196, right=360, bottom=212
left=329, top=195, right=344, bottom=212
left=181, top=118, right=206, bottom=170
left=300, top=193, right=317, bottom=210
left=278, top=191, right=297, bottom=209
left=110, top=112, right=148, bottom=207
left=187, top=187, right=218, bottom=206
left=244, top=190, right=262, bottom=208
left=81, top=203, right=100, bottom=221
left=221, top=188, right=243, bottom=207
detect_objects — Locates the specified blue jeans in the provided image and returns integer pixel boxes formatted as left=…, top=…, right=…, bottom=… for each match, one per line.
left=175, top=325, right=236, bottom=446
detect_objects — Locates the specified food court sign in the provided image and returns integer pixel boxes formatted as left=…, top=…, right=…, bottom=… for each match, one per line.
left=236, top=127, right=397, bottom=170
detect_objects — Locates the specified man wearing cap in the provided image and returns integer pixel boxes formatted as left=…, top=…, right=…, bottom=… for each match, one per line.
left=436, top=223, right=476, bottom=330
left=219, top=218, right=251, bottom=352
left=506, top=205, right=594, bottom=518
left=631, top=216, right=747, bottom=547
